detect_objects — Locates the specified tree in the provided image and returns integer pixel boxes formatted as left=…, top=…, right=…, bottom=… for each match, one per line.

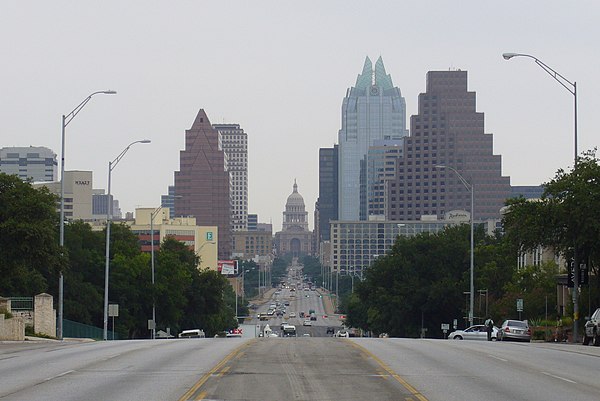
left=0, top=173, right=65, bottom=296
left=346, top=225, right=516, bottom=337
left=503, top=149, right=600, bottom=306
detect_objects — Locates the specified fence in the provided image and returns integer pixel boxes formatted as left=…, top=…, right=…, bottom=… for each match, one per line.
left=63, top=319, right=119, bottom=340
left=8, top=297, right=33, bottom=311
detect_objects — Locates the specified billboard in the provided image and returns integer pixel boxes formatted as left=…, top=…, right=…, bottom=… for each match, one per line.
left=218, top=260, right=238, bottom=275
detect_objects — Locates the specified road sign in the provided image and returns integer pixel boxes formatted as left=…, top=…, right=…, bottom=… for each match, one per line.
left=441, top=323, right=450, bottom=331
left=206, top=231, right=213, bottom=241
left=108, top=304, right=119, bottom=317
left=148, top=319, right=155, bottom=330
left=516, top=298, right=524, bottom=312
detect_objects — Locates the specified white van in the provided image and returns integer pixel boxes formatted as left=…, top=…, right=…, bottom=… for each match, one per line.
left=178, top=329, right=205, bottom=338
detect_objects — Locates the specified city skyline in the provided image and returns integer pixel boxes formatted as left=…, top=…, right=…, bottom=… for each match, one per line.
left=2, top=1, right=598, bottom=232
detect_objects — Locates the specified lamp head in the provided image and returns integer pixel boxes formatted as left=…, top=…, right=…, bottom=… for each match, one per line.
left=502, top=53, right=518, bottom=60
left=140, top=139, right=151, bottom=144
left=103, top=90, right=117, bottom=95
left=434, top=165, right=446, bottom=169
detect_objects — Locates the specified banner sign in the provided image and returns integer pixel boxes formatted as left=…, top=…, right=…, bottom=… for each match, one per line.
left=218, top=260, right=238, bottom=275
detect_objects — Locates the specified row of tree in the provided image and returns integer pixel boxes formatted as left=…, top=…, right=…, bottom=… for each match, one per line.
left=0, top=173, right=238, bottom=338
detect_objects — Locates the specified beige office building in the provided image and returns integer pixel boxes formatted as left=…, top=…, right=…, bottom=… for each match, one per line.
left=33, top=170, right=93, bottom=221
left=129, top=208, right=218, bottom=271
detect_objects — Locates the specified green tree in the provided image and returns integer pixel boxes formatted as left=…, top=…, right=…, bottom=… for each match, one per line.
left=503, top=149, right=600, bottom=306
left=0, top=173, right=64, bottom=296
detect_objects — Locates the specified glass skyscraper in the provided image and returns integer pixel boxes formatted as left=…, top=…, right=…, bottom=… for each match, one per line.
left=338, top=56, right=408, bottom=220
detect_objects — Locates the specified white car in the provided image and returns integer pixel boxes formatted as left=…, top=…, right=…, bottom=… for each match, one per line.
left=289, top=312, right=296, bottom=318
left=448, top=325, right=499, bottom=340
left=303, top=320, right=312, bottom=326
left=335, top=330, right=349, bottom=338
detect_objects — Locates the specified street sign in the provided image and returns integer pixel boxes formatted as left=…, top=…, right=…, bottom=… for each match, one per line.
left=148, top=319, right=155, bottom=330
left=516, top=298, right=524, bottom=312
left=206, top=231, right=213, bottom=241
left=108, top=304, right=119, bottom=317
left=441, top=323, right=450, bottom=331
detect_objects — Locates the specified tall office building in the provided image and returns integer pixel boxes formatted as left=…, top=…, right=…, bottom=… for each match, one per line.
left=174, top=109, right=232, bottom=259
left=366, top=139, right=403, bottom=218
left=316, top=145, right=338, bottom=243
left=213, top=123, right=248, bottom=231
left=386, top=70, right=511, bottom=221
left=161, top=185, right=177, bottom=218
left=338, top=56, right=408, bottom=220
left=0, top=146, right=57, bottom=182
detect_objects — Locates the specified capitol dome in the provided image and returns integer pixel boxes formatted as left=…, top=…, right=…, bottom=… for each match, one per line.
left=286, top=180, right=305, bottom=208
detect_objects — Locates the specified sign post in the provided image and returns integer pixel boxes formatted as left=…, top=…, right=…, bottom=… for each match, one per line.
left=108, top=304, right=119, bottom=340
left=441, top=323, right=450, bottom=339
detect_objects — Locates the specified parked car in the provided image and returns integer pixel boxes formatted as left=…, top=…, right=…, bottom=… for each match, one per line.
left=497, top=319, right=531, bottom=342
left=448, top=325, right=499, bottom=341
left=583, top=307, right=600, bottom=346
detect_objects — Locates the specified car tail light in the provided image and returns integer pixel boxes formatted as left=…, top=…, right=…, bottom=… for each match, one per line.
left=526, top=328, right=531, bottom=335
left=504, top=327, right=510, bottom=332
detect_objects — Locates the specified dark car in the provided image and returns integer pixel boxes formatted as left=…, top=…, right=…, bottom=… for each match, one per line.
left=497, top=319, right=531, bottom=342
left=326, top=327, right=335, bottom=335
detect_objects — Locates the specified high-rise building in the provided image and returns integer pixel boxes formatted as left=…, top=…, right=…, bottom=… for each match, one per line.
left=92, top=189, right=122, bottom=220
left=316, top=145, right=338, bottom=243
left=174, top=109, right=231, bottom=259
left=161, top=185, right=177, bottom=218
left=338, top=56, right=408, bottom=220
left=247, top=213, right=258, bottom=231
left=366, top=139, right=403, bottom=219
left=213, top=123, right=248, bottom=231
left=0, top=146, right=57, bottom=182
left=386, top=70, right=511, bottom=221
left=33, top=170, right=93, bottom=221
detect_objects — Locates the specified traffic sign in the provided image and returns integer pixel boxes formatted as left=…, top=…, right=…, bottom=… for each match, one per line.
left=516, top=298, right=523, bottom=312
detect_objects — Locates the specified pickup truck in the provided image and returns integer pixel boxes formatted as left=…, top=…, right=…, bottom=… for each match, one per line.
left=583, top=307, right=600, bottom=346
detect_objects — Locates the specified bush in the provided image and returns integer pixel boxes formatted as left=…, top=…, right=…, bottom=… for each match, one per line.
left=0, top=307, right=13, bottom=319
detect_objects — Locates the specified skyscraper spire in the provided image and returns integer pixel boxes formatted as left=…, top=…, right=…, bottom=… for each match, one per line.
left=374, top=56, right=394, bottom=90
left=355, top=56, right=373, bottom=89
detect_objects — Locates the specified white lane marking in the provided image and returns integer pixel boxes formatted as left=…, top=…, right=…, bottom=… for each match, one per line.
left=541, top=371, right=577, bottom=384
left=45, top=370, right=75, bottom=381
left=487, top=354, right=507, bottom=362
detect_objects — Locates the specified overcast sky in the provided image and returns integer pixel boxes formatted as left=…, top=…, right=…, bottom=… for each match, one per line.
left=2, top=1, right=598, bottom=231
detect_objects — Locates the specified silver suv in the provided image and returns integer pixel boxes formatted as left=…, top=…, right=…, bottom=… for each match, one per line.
left=583, top=308, right=600, bottom=346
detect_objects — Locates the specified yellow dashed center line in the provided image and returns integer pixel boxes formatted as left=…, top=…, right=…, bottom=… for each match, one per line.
left=349, top=341, right=429, bottom=401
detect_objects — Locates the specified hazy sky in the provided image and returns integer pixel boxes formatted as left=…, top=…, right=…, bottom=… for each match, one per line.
left=2, top=1, right=598, bottom=231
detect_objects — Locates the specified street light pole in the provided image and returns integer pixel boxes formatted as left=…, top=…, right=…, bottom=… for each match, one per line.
left=435, top=165, right=474, bottom=326
left=58, top=90, right=116, bottom=340
left=149, top=206, right=163, bottom=340
left=103, top=139, right=151, bottom=341
left=503, top=52, right=579, bottom=342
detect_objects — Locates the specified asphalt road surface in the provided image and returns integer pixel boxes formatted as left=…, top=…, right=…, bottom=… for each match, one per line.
left=3, top=336, right=600, bottom=400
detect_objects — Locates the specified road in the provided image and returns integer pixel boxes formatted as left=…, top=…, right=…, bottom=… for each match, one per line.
left=4, top=275, right=600, bottom=400
left=2, top=337, right=600, bottom=401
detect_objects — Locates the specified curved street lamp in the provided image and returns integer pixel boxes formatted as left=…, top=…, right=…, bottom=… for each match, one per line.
left=103, top=139, right=151, bottom=340
left=435, top=165, right=474, bottom=326
left=58, top=90, right=116, bottom=340
left=503, top=52, right=580, bottom=343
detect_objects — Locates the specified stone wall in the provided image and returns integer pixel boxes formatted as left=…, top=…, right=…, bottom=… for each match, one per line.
left=0, top=314, right=25, bottom=341
left=34, top=293, right=56, bottom=337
